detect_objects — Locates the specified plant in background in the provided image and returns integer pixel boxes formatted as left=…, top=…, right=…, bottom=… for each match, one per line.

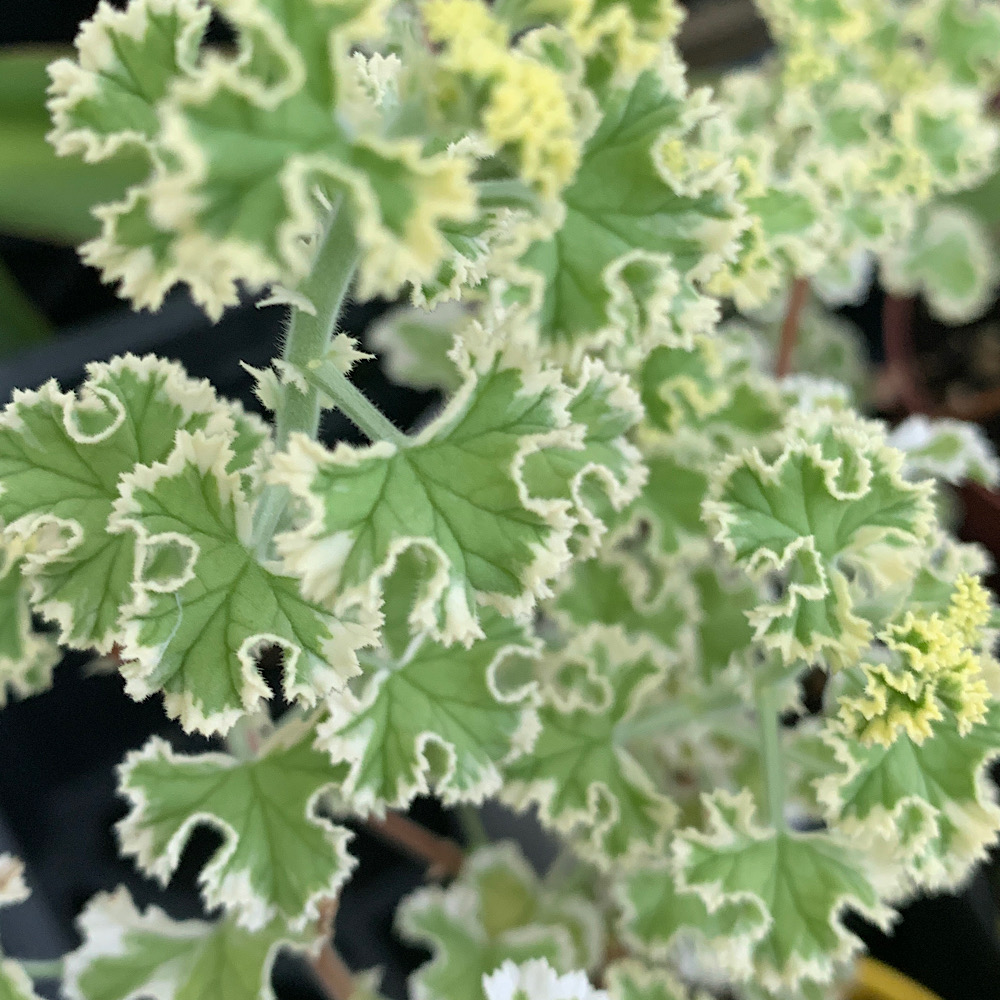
left=2, top=1, right=1000, bottom=999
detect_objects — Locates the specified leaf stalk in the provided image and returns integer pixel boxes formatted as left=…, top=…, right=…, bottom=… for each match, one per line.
left=616, top=689, right=744, bottom=742
left=19, top=958, right=64, bottom=980
left=754, top=679, right=786, bottom=829
left=302, top=359, right=406, bottom=447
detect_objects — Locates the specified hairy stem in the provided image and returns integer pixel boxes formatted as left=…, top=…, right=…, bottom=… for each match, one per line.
left=274, top=201, right=359, bottom=449
left=367, top=812, right=465, bottom=878
left=250, top=199, right=396, bottom=554
left=775, top=277, right=810, bottom=378
left=754, top=681, right=785, bottom=829
left=302, top=361, right=405, bottom=446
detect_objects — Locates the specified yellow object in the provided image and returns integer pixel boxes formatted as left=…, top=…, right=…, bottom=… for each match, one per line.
left=848, top=957, right=942, bottom=1000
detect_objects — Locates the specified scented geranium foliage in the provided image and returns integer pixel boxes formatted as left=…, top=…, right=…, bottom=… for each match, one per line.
left=3, top=1, right=1000, bottom=999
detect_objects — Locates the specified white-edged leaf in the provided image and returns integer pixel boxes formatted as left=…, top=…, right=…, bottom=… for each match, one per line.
left=117, top=718, right=354, bottom=931
left=111, top=430, right=377, bottom=735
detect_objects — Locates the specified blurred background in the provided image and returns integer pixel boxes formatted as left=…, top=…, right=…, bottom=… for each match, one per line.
left=1, top=3, right=999, bottom=999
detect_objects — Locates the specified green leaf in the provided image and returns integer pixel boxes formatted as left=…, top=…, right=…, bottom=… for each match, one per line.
left=605, top=961, right=706, bottom=1000
left=0, top=354, right=246, bottom=651
left=47, top=0, right=209, bottom=160
left=919, top=0, right=1000, bottom=87
left=688, top=560, right=757, bottom=681
left=882, top=205, right=997, bottom=324
left=617, top=860, right=762, bottom=965
left=49, top=0, right=476, bottom=317
left=398, top=842, right=602, bottom=1000
left=111, top=431, right=376, bottom=735
left=118, top=718, right=354, bottom=931
left=817, top=696, right=1000, bottom=894
left=521, top=359, right=645, bottom=556
left=274, top=346, right=641, bottom=646
left=368, top=303, right=465, bottom=394
left=889, top=415, right=999, bottom=488
left=703, top=409, right=935, bottom=667
left=0, top=962, right=42, bottom=1000
left=507, top=68, right=742, bottom=356
left=639, top=338, right=783, bottom=451
left=63, top=888, right=294, bottom=1000
left=319, top=599, right=538, bottom=813
left=0, top=542, right=59, bottom=707
left=501, top=626, right=676, bottom=867
left=493, top=0, right=683, bottom=85
left=615, top=453, right=708, bottom=559
left=639, top=339, right=729, bottom=435
left=672, top=790, right=891, bottom=991
left=552, top=550, right=692, bottom=656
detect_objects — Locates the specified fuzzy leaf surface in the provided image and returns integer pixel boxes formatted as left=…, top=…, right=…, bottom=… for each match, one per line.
left=511, top=69, right=740, bottom=354
left=49, top=0, right=476, bottom=316
left=704, top=411, right=934, bottom=666
left=818, top=698, right=1000, bottom=892
left=47, top=0, right=208, bottom=160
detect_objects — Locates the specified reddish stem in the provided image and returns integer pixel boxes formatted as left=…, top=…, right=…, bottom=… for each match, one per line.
left=940, top=384, right=1000, bottom=423
left=367, top=812, right=464, bottom=879
left=775, top=278, right=810, bottom=378
left=310, top=901, right=355, bottom=1000
left=881, top=294, right=933, bottom=414
left=312, top=945, right=356, bottom=1000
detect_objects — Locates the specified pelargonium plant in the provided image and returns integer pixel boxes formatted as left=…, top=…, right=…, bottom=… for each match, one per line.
left=3, top=1, right=1000, bottom=998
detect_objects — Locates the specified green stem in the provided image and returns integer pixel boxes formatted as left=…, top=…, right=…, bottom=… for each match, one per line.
left=616, top=689, right=744, bottom=743
left=274, top=201, right=359, bottom=449
left=302, top=361, right=405, bottom=446
left=474, top=178, right=541, bottom=213
left=250, top=199, right=399, bottom=555
left=19, top=958, right=63, bottom=980
left=754, top=681, right=786, bottom=829
left=0, top=257, right=52, bottom=355
left=456, top=804, right=489, bottom=849
left=227, top=711, right=271, bottom=761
